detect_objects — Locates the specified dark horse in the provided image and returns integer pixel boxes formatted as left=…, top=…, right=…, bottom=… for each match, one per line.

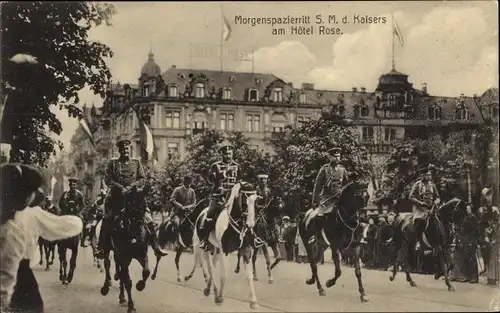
left=388, top=198, right=467, bottom=291
left=193, top=182, right=260, bottom=310
left=57, top=198, right=84, bottom=285
left=38, top=205, right=60, bottom=271
left=235, top=195, right=284, bottom=284
left=100, top=185, right=153, bottom=313
left=153, top=198, right=209, bottom=283
left=299, top=181, right=370, bottom=302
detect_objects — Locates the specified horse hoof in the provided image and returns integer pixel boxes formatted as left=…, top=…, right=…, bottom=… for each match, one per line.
left=100, top=268, right=104, bottom=273
left=114, top=273, right=120, bottom=281
left=184, top=276, right=191, bottom=282
left=360, top=294, right=369, bottom=302
left=250, top=301, right=259, bottom=310
left=45, top=267, right=50, bottom=271
left=326, top=279, right=335, bottom=288
left=177, top=277, right=182, bottom=283
left=100, top=285, right=110, bottom=296
left=136, top=280, right=146, bottom=291
left=151, top=273, right=156, bottom=280
left=119, top=298, right=127, bottom=306
left=39, top=260, right=43, bottom=265
left=389, top=276, right=395, bottom=282
left=269, top=279, right=275, bottom=284
left=215, top=296, right=223, bottom=304
left=59, top=274, right=64, bottom=282
left=127, top=307, right=136, bottom=313
left=235, top=268, right=240, bottom=274
left=306, top=278, right=315, bottom=285
left=409, top=281, right=417, bottom=287
left=203, top=288, right=210, bottom=297
left=253, top=276, right=259, bottom=281
left=448, top=286, right=455, bottom=292
left=319, top=289, right=326, bottom=296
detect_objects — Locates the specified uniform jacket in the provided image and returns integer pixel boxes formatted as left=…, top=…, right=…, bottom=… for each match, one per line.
left=58, top=190, right=85, bottom=216
left=207, top=160, right=239, bottom=195
left=170, top=185, right=197, bottom=212
left=312, top=163, right=349, bottom=207
left=256, top=186, right=271, bottom=210
left=105, top=158, right=145, bottom=195
left=409, top=180, right=440, bottom=208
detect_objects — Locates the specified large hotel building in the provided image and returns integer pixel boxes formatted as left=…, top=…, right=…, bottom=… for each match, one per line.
left=69, top=51, right=499, bottom=202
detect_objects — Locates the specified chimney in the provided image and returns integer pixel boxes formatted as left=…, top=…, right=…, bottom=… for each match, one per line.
left=360, top=87, right=366, bottom=93
left=301, top=82, right=314, bottom=90
left=421, top=82, right=427, bottom=94
left=287, top=82, right=293, bottom=88
left=352, top=87, right=358, bottom=92
left=171, top=65, right=176, bottom=69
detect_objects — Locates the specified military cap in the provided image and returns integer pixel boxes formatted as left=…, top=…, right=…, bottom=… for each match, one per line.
left=257, top=174, right=269, bottom=180
left=217, top=141, right=234, bottom=152
left=45, top=196, right=53, bottom=201
left=327, top=146, right=341, bottom=154
left=282, top=215, right=290, bottom=221
left=68, top=177, right=79, bottom=183
left=0, top=163, right=46, bottom=206
left=116, top=139, right=132, bottom=148
left=418, top=163, right=435, bottom=175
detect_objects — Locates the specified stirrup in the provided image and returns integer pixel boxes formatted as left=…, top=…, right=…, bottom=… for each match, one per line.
left=308, top=235, right=317, bottom=244
left=253, top=237, right=264, bottom=249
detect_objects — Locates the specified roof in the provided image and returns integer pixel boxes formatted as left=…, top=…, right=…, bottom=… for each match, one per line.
left=420, top=95, right=483, bottom=122
left=161, top=67, right=290, bottom=102
left=479, top=87, right=499, bottom=106
left=140, top=51, right=161, bottom=77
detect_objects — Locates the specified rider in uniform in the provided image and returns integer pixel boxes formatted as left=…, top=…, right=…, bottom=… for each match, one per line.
left=95, top=139, right=167, bottom=258
left=256, top=174, right=284, bottom=244
left=59, top=178, right=85, bottom=217
left=81, top=189, right=106, bottom=247
left=408, top=164, right=441, bottom=235
left=170, top=175, right=197, bottom=239
left=43, top=196, right=60, bottom=215
left=309, top=146, right=349, bottom=244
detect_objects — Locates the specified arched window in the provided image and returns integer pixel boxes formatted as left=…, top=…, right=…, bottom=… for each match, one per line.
left=195, top=83, right=205, bottom=98
left=360, top=105, right=369, bottom=117
left=193, top=111, right=208, bottom=131
left=222, top=88, right=232, bottom=100
left=428, top=104, right=442, bottom=120
left=248, top=89, right=259, bottom=101
left=388, top=94, right=397, bottom=109
left=271, top=113, right=287, bottom=132
left=338, top=105, right=345, bottom=117
left=455, top=104, right=468, bottom=120
left=143, top=83, right=150, bottom=97
left=272, top=87, right=283, bottom=102
left=168, top=85, right=178, bottom=98
left=299, top=93, right=307, bottom=104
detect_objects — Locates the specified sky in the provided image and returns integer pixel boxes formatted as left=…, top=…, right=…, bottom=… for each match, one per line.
left=54, top=0, right=499, bottom=152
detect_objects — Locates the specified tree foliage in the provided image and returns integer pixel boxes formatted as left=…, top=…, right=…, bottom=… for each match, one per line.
left=1, top=1, right=116, bottom=166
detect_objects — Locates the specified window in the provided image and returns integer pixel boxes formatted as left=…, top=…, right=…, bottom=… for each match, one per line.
left=143, top=84, right=150, bottom=97
left=338, top=105, right=345, bottom=117
left=220, top=113, right=234, bottom=130
left=222, top=88, right=232, bottom=100
left=166, top=111, right=180, bottom=128
left=384, top=127, right=396, bottom=142
left=271, top=113, right=286, bottom=132
left=455, top=105, right=468, bottom=120
left=168, top=85, right=178, bottom=98
left=246, top=114, right=260, bottom=132
left=360, top=106, right=369, bottom=117
left=362, top=127, right=374, bottom=141
left=297, top=116, right=311, bottom=127
left=167, top=142, right=179, bottom=159
left=388, top=94, right=396, bottom=109
left=248, top=89, right=259, bottom=101
left=428, top=105, right=441, bottom=120
left=272, top=87, right=283, bottom=102
left=195, top=83, right=205, bottom=98
left=129, top=113, right=134, bottom=131
left=249, top=145, right=259, bottom=151
left=299, top=93, right=307, bottom=104
left=193, top=111, right=207, bottom=130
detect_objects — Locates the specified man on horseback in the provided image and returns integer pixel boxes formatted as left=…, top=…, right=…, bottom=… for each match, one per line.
left=170, top=175, right=197, bottom=239
left=308, top=146, right=349, bottom=244
left=256, top=174, right=284, bottom=244
left=95, top=139, right=168, bottom=259
left=81, top=189, right=106, bottom=247
left=59, top=178, right=86, bottom=218
left=199, top=141, right=263, bottom=250
left=43, top=196, right=60, bottom=215
left=409, top=164, right=441, bottom=236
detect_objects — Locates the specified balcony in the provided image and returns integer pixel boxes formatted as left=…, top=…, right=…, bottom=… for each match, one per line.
left=365, top=143, right=393, bottom=154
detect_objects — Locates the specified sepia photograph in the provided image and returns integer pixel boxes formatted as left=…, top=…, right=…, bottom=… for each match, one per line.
left=0, top=1, right=499, bottom=312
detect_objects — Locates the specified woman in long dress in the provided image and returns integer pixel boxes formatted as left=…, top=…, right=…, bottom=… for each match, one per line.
left=1, top=163, right=83, bottom=313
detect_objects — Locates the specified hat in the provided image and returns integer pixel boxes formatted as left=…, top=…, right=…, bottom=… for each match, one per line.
left=116, top=139, right=132, bottom=148
left=282, top=215, right=290, bottom=221
left=327, top=146, right=341, bottom=154
left=482, top=187, right=493, bottom=199
left=218, top=141, right=233, bottom=152
left=418, top=163, right=435, bottom=175
left=257, top=174, right=269, bottom=180
left=68, top=177, right=79, bottom=183
left=0, top=163, right=45, bottom=205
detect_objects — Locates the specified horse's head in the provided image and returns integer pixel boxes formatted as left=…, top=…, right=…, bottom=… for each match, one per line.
left=123, top=184, right=150, bottom=220
left=230, top=182, right=258, bottom=228
left=338, top=181, right=369, bottom=216
left=437, top=198, right=468, bottom=226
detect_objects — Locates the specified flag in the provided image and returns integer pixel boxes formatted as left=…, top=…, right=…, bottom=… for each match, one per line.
left=222, top=11, right=232, bottom=42
left=135, top=110, right=157, bottom=162
left=392, top=13, right=404, bottom=47
left=79, top=118, right=95, bottom=147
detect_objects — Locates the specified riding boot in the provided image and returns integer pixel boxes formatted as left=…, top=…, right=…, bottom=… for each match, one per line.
left=80, top=233, right=88, bottom=247
left=199, top=219, right=213, bottom=251
left=95, top=220, right=109, bottom=259
left=147, top=222, right=168, bottom=257
left=308, top=215, right=324, bottom=245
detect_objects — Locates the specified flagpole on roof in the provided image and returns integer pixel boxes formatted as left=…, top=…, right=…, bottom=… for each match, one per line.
left=220, top=3, right=224, bottom=72
left=391, top=13, right=395, bottom=70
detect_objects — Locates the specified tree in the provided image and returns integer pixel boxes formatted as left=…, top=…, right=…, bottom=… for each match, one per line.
left=1, top=2, right=116, bottom=166
left=268, top=116, right=372, bottom=216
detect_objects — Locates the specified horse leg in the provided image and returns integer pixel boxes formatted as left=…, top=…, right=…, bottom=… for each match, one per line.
left=44, top=244, right=51, bottom=271
left=100, top=253, right=113, bottom=296
left=262, top=246, right=274, bottom=284
left=135, top=253, right=151, bottom=292
left=252, top=247, right=259, bottom=281
left=50, top=244, right=55, bottom=265
left=119, top=260, right=136, bottom=313
left=438, top=247, right=455, bottom=291
left=234, top=249, right=242, bottom=274
left=58, top=246, right=67, bottom=284
left=39, top=242, right=44, bottom=265
left=242, top=247, right=259, bottom=310
left=119, top=279, right=127, bottom=306
left=151, top=254, right=161, bottom=280
left=66, top=246, right=78, bottom=284
left=269, top=243, right=282, bottom=270
left=202, top=250, right=215, bottom=297
left=305, top=242, right=325, bottom=296
left=389, top=237, right=402, bottom=282
left=404, top=241, right=417, bottom=287
left=326, top=246, right=342, bottom=288
left=114, top=257, right=120, bottom=281
left=351, top=245, right=368, bottom=302
left=175, top=246, right=183, bottom=283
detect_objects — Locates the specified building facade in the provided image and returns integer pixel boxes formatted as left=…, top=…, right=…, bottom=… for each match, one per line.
left=69, top=51, right=498, bottom=201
